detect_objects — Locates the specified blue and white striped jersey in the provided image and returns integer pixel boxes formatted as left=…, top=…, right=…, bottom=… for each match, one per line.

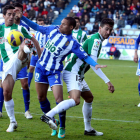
left=36, top=25, right=88, bottom=72
left=35, top=31, right=46, bottom=48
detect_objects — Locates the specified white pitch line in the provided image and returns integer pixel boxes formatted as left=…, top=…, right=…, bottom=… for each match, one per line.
left=3, top=111, right=140, bottom=123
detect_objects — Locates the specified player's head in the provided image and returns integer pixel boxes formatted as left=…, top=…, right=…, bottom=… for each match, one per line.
left=13, top=2, right=23, bottom=21
left=74, top=17, right=80, bottom=30
left=37, top=18, right=45, bottom=26
left=3, top=5, right=15, bottom=26
left=99, top=18, right=114, bottom=39
left=59, top=17, right=76, bottom=35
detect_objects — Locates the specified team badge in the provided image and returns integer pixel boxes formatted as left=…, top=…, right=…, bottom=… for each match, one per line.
left=65, top=41, right=69, bottom=46
left=55, top=74, right=58, bottom=79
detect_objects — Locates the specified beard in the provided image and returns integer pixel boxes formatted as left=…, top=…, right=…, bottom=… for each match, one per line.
left=15, top=16, right=20, bottom=21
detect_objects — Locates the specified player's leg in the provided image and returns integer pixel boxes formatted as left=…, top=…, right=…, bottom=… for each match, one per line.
left=3, top=75, right=17, bottom=132
left=81, top=80, right=103, bottom=136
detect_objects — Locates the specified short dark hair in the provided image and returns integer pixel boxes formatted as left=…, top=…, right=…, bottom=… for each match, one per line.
left=74, top=16, right=80, bottom=21
left=37, top=18, right=44, bottom=22
left=100, top=18, right=114, bottom=27
left=3, top=5, right=15, bottom=15
left=64, top=17, right=76, bottom=29
left=13, top=2, right=23, bottom=12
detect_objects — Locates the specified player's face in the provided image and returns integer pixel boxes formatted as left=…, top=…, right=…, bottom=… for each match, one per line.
left=37, top=21, right=44, bottom=25
left=3, top=9, right=15, bottom=26
left=59, top=19, right=73, bottom=34
left=14, top=7, right=22, bottom=21
left=75, top=19, right=80, bottom=29
left=99, top=24, right=113, bottom=39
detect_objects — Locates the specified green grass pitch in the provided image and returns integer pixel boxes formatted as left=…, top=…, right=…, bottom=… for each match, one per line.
left=1, top=59, right=140, bottom=140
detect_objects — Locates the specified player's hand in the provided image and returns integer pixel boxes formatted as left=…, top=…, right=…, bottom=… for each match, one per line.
left=106, top=81, right=115, bottom=93
left=25, top=39, right=33, bottom=48
left=95, top=64, right=107, bottom=70
left=14, top=8, right=22, bottom=18
left=134, top=53, right=138, bottom=63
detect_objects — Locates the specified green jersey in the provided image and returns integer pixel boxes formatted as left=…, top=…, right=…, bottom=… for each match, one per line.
left=0, top=24, right=32, bottom=63
left=65, top=29, right=87, bottom=62
left=64, top=32, right=103, bottom=78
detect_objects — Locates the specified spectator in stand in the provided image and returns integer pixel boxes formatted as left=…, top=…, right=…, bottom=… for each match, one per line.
left=50, top=0, right=57, bottom=10
left=28, top=0, right=34, bottom=4
left=132, top=7, right=138, bottom=15
left=117, top=16, right=125, bottom=28
left=46, top=4, right=51, bottom=12
left=68, top=9, right=75, bottom=18
left=108, top=4, right=114, bottom=14
left=33, top=3, right=39, bottom=17
left=48, top=8, right=54, bottom=19
left=95, top=1, right=100, bottom=9
left=43, top=14, right=49, bottom=24
left=115, top=1, right=122, bottom=14
left=80, top=21, right=85, bottom=30
left=85, top=21, right=93, bottom=34
left=114, top=17, right=119, bottom=25
left=91, top=5, right=99, bottom=17
left=79, top=15, right=83, bottom=23
left=95, top=11, right=101, bottom=22
left=77, top=0, right=84, bottom=8
left=36, top=12, right=44, bottom=20
left=136, top=2, right=140, bottom=13
left=125, top=6, right=131, bottom=16
left=56, top=0, right=65, bottom=12
left=115, top=11, right=120, bottom=20
left=89, top=0, right=94, bottom=8
left=72, top=5, right=79, bottom=14
left=83, top=27, right=89, bottom=35
left=26, top=3, right=32, bottom=12
left=102, top=0, right=108, bottom=9
left=111, top=0, right=116, bottom=11
left=130, top=3, right=135, bottom=10
left=92, top=22, right=99, bottom=34
left=76, top=10, right=82, bottom=17
left=83, top=1, right=89, bottom=10
left=116, top=27, right=123, bottom=36
left=82, top=9, right=89, bottom=19
left=111, top=30, right=116, bottom=36
left=82, top=14, right=90, bottom=25
left=38, top=3, right=44, bottom=13
left=41, top=8, right=48, bottom=16
left=79, top=7, right=84, bottom=14
left=37, top=0, right=43, bottom=7
left=101, top=10, right=107, bottom=20
left=23, top=9, right=28, bottom=18
left=44, top=0, right=51, bottom=8
left=127, top=11, right=135, bottom=26
left=99, top=5, right=105, bottom=14
left=108, top=11, right=113, bottom=19
left=28, top=7, right=36, bottom=20
left=22, top=2, right=27, bottom=11
left=86, top=4, right=92, bottom=13
left=134, top=12, right=140, bottom=25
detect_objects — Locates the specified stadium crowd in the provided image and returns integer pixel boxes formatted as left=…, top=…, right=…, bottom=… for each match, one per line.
left=0, top=0, right=140, bottom=35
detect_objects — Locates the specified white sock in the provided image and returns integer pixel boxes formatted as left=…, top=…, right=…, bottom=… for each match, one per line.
left=46, top=99, right=76, bottom=118
left=82, top=101, right=93, bottom=131
left=4, top=99, right=16, bottom=123
left=23, top=45, right=31, bottom=54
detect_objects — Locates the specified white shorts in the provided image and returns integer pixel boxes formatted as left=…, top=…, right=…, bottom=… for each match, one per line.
left=2, top=51, right=26, bottom=82
left=63, top=70, right=90, bottom=92
left=136, top=61, right=140, bottom=76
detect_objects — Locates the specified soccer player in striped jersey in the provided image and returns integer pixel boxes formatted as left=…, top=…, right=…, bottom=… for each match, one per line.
left=28, top=18, right=46, bottom=88
left=42, top=18, right=115, bottom=136
left=0, top=5, right=41, bottom=132
left=0, top=2, right=33, bottom=119
left=18, top=12, right=107, bottom=138
left=134, top=33, right=140, bottom=107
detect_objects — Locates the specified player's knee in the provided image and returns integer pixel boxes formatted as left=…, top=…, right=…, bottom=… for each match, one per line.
left=73, top=98, right=80, bottom=105
left=29, top=67, right=34, bottom=73
left=22, top=82, right=29, bottom=90
left=85, top=95, right=94, bottom=103
left=37, top=94, right=46, bottom=102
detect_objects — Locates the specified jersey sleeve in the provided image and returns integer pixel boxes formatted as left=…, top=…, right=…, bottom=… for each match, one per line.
left=135, top=34, right=140, bottom=49
left=21, top=26, right=32, bottom=39
left=71, top=41, right=88, bottom=60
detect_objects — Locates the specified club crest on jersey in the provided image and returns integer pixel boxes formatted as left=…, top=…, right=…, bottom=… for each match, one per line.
left=55, top=74, right=58, bottom=79
left=65, top=41, right=69, bottom=46
left=78, top=35, right=81, bottom=39
left=94, top=39, right=100, bottom=48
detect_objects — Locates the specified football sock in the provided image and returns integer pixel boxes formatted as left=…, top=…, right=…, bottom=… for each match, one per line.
left=0, top=87, right=4, bottom=112
left=138, top=83, right=140, bottom=96
left=46, top=99, right=76, bottom=118
left=4, top=99, right=16, bottom=122
left=82, top=101, right=93, bottom=131
left=22, top=89, right=30, bottom=112
left=28, top=72, right=33, bottom=87
left=56, top=102, right=66, bottom=128
left=40, top=98, right=51, bottom=113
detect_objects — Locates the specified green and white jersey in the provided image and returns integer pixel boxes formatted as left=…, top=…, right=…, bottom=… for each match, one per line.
left=64, top=32, right=103, bottom=78
left=0, top=23, right=32, bottom=63
left=65, top=29, right=87, bottom=63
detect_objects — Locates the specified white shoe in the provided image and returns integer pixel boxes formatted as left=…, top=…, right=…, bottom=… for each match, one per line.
left=84, top=129, right=103, bottom=136
left=6, top=122, right=18, bottom=132
left=25, top=110, right=33, bottom=119
left=0, top=112, right=2, bottom=117
left=48, top=86, right=52, bottom=91
left=138, top=103, right=140, bottom=107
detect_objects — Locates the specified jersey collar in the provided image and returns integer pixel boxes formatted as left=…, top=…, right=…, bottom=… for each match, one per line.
left=98, top=32, right=104, bottom=42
